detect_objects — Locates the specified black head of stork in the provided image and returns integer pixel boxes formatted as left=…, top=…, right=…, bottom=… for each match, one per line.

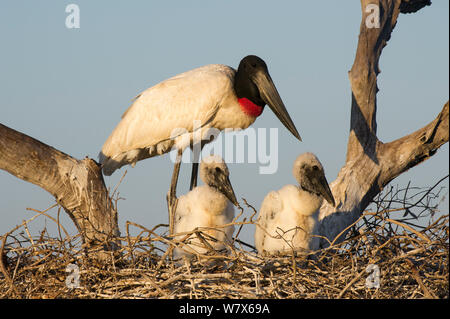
left=234, top=55, right=302, bottom=141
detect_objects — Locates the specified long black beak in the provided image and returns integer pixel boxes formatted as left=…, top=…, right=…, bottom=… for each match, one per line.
left=210, top=173, right=239, bottom=208
left=221, top=176, right=239, bottom=208
left=314, top=174, right=336, bottom=207
left=252, top=71, right=302, bottom=141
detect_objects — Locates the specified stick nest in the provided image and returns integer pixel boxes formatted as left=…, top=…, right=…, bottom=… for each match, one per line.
left=1, top=183, right=448, bottom=299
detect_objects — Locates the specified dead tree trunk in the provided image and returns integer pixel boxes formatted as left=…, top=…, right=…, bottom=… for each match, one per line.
left=0, top=124, right=120, bottom=252
left=314, top=0, right=448, bottom=249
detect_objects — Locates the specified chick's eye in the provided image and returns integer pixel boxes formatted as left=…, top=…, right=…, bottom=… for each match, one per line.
left=251, top=63, right=257, bottom=68
left=312, top=165, right=319, bottom=171
left=215, top=167, right=222, bottom=173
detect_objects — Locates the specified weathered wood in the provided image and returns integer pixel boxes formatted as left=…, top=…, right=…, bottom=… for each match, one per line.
left=0, top=123, right=120, bottom=250
left=379, top=102, right=449, bottom=186
left=314, top=0, right=448, bottom=249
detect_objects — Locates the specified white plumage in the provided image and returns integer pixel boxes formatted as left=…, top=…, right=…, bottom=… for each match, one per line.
left=99, top=65, right=255, bottom=176
left=255, top=153, right=335, bottom=255
left=173, top=155, right=237, bottom=259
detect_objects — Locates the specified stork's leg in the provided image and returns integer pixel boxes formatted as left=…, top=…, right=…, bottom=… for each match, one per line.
left=189, top=142, right=204, bottom=190
left=189, top=162, right=198, bottom=191
left=167, top=148, right=183, bottom=235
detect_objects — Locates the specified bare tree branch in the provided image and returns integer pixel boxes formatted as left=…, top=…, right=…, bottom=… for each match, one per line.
left=314, top=0, right=448, bottom=249
left=400, top=0, right=431, bottom=14
left=347, top=0, right=402, bottom=162
left=0, top=123, right=120, bottom=251
left=380, top=102, right=449, bottom=186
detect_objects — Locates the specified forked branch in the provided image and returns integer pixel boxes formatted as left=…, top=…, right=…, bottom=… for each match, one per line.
left=0, top=123, right=120, bottom=252
left=315, top=0, right=448, bottom=248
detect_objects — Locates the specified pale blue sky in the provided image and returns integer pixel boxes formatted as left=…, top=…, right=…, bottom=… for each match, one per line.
left=0, top=1, right=448, bottom=245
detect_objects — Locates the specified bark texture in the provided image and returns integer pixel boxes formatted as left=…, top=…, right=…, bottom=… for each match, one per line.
left=0, top=124, right=120, bottom=250
left=314, top=0, right=448, bottom=249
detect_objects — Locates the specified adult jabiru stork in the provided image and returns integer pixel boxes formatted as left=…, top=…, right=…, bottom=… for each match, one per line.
left=99, top=55, right=301, bottom=233
left=254, top=153, right=335, bottom=256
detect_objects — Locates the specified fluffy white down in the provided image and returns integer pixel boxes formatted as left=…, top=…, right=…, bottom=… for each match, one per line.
left=173, top=185, right=235, bottom=259
left=255, top=184, right=323, bottom=255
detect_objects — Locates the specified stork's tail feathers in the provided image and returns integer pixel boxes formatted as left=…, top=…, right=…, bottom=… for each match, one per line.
left=99, top=149, right=142, bottom=176
left=98, top=151, right=120, bottom=176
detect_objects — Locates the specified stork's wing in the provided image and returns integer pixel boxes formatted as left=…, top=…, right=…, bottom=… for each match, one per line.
left=99, top=64, right=235, bottom=175
left=254, top=191, right=283, bottom=254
